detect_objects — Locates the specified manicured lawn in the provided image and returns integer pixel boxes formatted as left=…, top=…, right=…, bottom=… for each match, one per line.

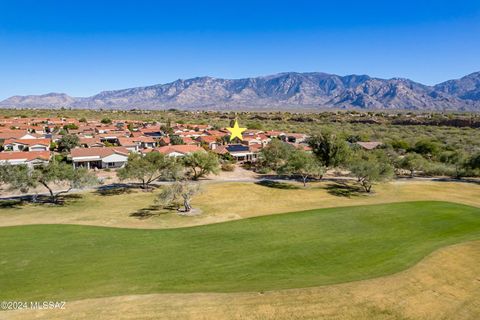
left=2, top=180, right=480, bottom=229
left=1, top=201, right=480, bottom=301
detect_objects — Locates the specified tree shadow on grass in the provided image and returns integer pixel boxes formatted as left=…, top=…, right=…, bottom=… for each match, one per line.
left=94, top=184, right=135, bottom=196
left=30, top=193, right=83, bottom=206
left=325, top=182, right=365, bottom=198
left=130, top=205, right=167, bottom=220
left=255, top=180, right=300, bottom=190
left=0, top=199, right=25, bottom=209
left=0, top=193, right=84, bottom=207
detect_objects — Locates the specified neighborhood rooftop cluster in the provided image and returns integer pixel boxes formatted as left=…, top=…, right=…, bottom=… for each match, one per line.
left=0, top=116, right=319, bottom=169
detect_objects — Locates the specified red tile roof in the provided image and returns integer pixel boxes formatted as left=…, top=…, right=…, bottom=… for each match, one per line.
left=70, top=147, right=130, bottom=158
left=197, top=135, right=218, bottom=143
left=117, top=137, right=137, bottom=147
left=0, top=151, right=51, bottom=161
left=206, top=130, right=228, bottom=137
left=249, top=144, right=263, bottom=152
left=133, top=136, right=156, bottom=143
left=79, top=137, right=105, bottom=146
left=213, top=145, right=228, bottom=155
left=4, top=138, right=51, bottom=146
left=0, top=131, right=30, bottom=140
left=181, top=137, right=198, bottom=145
left=155, top=145, right=204, bottom=155
left=159, top=137, right=170, bottom=145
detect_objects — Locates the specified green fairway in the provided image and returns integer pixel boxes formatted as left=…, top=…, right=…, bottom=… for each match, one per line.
left=1, top=201, right=480, bottom=301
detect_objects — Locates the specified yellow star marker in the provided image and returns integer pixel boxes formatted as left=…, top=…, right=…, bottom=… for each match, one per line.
left=227, top=120, right=246, bottom=141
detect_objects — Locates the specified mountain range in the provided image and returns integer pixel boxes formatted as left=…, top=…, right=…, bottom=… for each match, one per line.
left=1, top=71, right=480, bottom=111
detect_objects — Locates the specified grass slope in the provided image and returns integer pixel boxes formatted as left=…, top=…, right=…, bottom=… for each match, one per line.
left=1, top=201, right=480, bottom=302
left=1, top=180, right=480, bottom=229
left=5, top=241, right=479, bottom=320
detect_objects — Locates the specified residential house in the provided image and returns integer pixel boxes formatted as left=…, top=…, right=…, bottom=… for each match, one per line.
left=117, top=138, right=139, bottom=152
left=140, top=127, right=163, bottom=137
left=118, top=136, right=157, bottom=151
left=134, top=136, right=157, bottom=149
left=281, top=133, right=308, bottom=144
left=3, top=138, right=51, bottom=152
left=0, top=131, right=38, bottom=141
left=181, top=136, right=199, bottom=145
left=197, top=135, right=220, bottom=150
left=224, top=144, right=258, bottom=162
left=79, top=137, right=105, bottom=148
left=0, top=151, right=51, bottom=167
left=205, top=130, right=228, bottom=137
left=154, top=145, right=204, bottom=157
left=356, top=141, right=383, bottom=150
left=69, top=147, right=130, bottom=169
left=158, top=136, right=170, bottom=146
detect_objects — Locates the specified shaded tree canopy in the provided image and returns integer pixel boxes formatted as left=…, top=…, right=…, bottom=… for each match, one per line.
left=279, top=149, right=325, bottom=186
left=156, top=180, right=200, bottom=212
left=396, top=152, right=428, bottom=177
left=307, top=131, right=351, bottom=168
left=349, top=151, right=394, bottom=193
left=258, top=138, right=295, bottom=171
left=183, top=151, right=220, bottom=180
left=117, top=152, right=183, bottom=189
left=169, top=135, right=184, bottom=145
left=57, top=134, right=80, bottom=152
left=2, top=162, right=97, bottom=203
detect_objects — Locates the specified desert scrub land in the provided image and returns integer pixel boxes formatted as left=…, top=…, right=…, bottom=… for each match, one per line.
left=1, top=180, right=479, bottom=229
left=2, top=109, right=480, bottom=153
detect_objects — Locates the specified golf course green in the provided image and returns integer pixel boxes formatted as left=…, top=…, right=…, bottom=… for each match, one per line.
left=1, top=201, right=480, bottom=301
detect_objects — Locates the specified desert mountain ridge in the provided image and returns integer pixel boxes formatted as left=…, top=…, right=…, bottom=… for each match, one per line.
left=1, top=71, right=480, bottom=111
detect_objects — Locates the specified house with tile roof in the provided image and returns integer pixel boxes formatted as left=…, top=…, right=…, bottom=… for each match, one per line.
left=69, top=147, right=130, bottom=169
left=79, top=137, right=106, bottom=148
left=281, top=133, right=308, bottom=144
left=356, top=141, right=383, bottom=150
left=196, top=135, right=220, bottom=150
left=154, top=145, right=204, bottom=157
left=117, top=138, right=139, bottom=152
left=0, top=131, right=38, bottom=141
left=225, top=144, right=258, bottom=162
left=3, top=138, right=51, bottom=152
left=0, top=151, right=51, bottom=167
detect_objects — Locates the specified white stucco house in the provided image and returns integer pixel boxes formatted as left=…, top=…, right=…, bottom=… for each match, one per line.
left=3, top=138, right=51, bottom=152
left=154, top=145, right=204, bottom=157
left=69, top=147, right=130, bottom=169
left=0, top=151, right=51, bottom=168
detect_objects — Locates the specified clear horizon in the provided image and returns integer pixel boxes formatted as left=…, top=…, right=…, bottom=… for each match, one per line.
left=1, top=0, right=479, bottom=99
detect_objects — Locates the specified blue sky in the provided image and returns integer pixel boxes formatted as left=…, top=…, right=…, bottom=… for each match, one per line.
left=0, top=0, right=479, bottom=99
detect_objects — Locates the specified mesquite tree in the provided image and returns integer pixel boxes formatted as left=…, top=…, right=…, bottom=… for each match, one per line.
left=183, top=151, right=220, bottom=180
left=117, top=152, right=183, bottom=189
left=1, top=161, right=97, bottom=203
left=156, top=181, right=200, bottom=212
left=35, top=162, right=98, bottom=203
left=349, top=151, right=394, bottom=193
left=279, top=149, right=324, bottom=186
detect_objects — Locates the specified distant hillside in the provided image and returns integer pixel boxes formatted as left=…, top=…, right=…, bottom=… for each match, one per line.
left=1, top=72, right=480, bottom=111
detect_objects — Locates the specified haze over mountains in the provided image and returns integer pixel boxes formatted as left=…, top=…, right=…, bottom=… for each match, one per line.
left=1, top=71, right=480, bottom=111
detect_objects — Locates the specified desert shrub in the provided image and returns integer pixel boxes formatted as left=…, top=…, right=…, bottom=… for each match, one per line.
left=221, top=163, right=235, bottom=172
left=422, top=162, right=455, bottom=177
